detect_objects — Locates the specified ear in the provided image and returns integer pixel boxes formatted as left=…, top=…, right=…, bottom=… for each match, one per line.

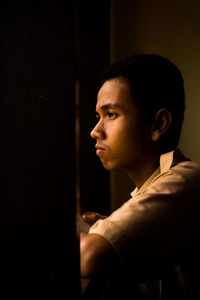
left=151, top=109, right=172, bottom=142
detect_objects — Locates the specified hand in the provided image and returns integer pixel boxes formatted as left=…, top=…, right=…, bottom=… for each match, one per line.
left=79, top=217, right=91, bottom=233
left=81, top=212, right=107, bottom=226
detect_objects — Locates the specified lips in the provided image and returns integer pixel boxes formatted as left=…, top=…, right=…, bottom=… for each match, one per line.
left=95, top=144, right=106, bottom=156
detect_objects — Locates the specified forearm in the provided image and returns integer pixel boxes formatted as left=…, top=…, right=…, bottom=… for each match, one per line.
left=80, top=233, right=100, bottom=278
left=80, top=232, right=119, bottom=278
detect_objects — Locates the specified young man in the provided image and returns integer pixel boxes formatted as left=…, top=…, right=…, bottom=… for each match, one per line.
left=80, top=54, right=200, bottom=299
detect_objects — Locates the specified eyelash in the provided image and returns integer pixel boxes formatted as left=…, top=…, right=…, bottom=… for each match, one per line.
left=96, top=112, right=118, bottom=120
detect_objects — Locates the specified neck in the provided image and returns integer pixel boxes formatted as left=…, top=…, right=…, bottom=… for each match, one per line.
left=126, top=153, right=160, bottom=189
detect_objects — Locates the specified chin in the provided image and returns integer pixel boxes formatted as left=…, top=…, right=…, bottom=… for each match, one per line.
left=101, top=161, right=120, bottom=171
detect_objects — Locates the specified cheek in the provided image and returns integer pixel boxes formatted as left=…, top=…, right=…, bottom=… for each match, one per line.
left=109, top=126, right=135, bottom=154
left=108, top=125, right=128, bottom=146
left=106, top=117, right=150, bottom=150
left=115, top=125, right=149, bottom=154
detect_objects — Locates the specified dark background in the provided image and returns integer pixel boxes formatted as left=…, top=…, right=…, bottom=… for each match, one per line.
left=1, top=0, right=110, bottom=297
left=77, top=1, right=111, bottom=215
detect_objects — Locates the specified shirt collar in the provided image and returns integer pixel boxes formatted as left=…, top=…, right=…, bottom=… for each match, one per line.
left=131, top=149, right=188, bottom=196
left=160, top=150, right=174, bottom=172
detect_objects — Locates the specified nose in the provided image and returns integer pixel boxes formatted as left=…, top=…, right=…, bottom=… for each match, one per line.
left=90, top=121, right=105, bottom=140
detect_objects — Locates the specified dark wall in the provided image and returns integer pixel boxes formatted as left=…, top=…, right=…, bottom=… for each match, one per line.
left=77, top=0, right=111, bottom=215
left=1, top=1, right=79, bottom=297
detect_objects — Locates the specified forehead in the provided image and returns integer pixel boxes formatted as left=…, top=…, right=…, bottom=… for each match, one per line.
left=96, top=78, right=134, bottom=110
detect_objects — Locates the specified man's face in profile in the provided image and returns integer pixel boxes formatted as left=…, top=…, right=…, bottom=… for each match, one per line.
left=90, top=78, right=153, bottom=172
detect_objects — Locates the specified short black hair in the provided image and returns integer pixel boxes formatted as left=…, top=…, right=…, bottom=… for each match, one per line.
left=101, top=54, right=185, bottom=151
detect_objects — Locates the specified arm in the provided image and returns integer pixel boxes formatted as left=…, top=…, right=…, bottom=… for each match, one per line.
left=80, top=232, right=120, bottom=278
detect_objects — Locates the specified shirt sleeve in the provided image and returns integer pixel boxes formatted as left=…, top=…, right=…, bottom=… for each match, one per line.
left=89, top=164, right=200, bottom=277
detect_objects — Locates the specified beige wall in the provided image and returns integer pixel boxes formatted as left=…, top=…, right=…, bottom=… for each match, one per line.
left=110, top=0, right=200, bottom=209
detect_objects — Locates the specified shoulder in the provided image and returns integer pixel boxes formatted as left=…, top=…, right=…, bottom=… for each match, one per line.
left=171, top=160, right=200, bottom=184
left=159, top=149, right=200, bottom=186
left=147, top=160, right=200, bottom=198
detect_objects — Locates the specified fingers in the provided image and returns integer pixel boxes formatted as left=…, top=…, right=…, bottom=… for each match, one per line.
left=82, top=213, right=99, bottom=224
left=81, top=212, right=107, bottom=225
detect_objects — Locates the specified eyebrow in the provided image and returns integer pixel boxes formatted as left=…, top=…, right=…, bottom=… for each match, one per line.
left=96, top=103, right=122, bottom=112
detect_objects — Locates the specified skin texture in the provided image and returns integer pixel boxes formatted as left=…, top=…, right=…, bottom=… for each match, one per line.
left=80, top=78, right=172, bottom=281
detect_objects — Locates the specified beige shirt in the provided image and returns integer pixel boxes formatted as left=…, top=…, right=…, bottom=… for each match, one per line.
left=89, top=149, right=200, bottom=298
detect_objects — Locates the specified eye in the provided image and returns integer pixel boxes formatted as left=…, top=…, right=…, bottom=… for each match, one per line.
left=107, top=112, right=118, bottom=119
